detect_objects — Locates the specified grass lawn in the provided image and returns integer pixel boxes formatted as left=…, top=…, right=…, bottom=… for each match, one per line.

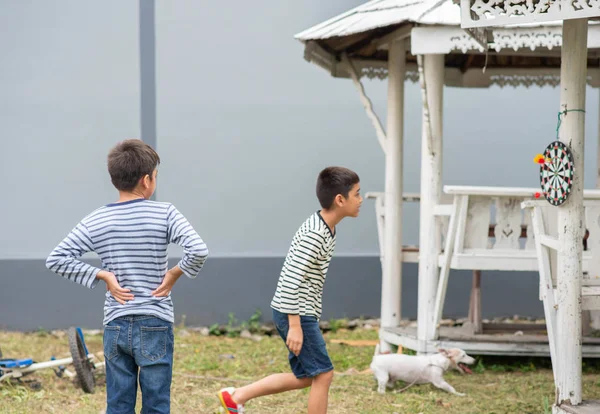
left=1, top=326, right=600, bottom=413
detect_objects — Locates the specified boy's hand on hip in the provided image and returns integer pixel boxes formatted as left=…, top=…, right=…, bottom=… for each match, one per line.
left=152, top=267, right=183, bottom=297
left=286, top=326, right=303, bottom=356
left=98, top=271, right=134, bottom=305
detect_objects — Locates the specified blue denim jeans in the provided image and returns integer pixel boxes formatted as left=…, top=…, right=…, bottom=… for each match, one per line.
left=272, top=308, right=334, bottom=378
left=103, top=315, right=174, bottom=414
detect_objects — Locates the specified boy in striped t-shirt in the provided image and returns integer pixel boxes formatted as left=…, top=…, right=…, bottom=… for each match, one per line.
left=46, top=139, right=208, bottom=414
left=219, top=167, right=362, bottom=414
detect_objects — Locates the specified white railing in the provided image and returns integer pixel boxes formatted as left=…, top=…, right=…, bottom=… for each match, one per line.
left=429, top=186, right=600, bottom=340
left=439, top=186, right=600, bottom=271
left=366, top=192, right=421, bottom=263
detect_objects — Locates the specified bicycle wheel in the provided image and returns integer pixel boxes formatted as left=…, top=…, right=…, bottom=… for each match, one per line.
left=68, top=327, right=95, bottom=393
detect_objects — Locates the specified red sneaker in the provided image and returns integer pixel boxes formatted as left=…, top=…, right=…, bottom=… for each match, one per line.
left=218, top=387, right=245, bottom=413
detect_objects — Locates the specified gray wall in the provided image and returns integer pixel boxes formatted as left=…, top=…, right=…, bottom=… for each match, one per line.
left=0, top=258, right=543, bottom=331
left=0, top=1, right=597, bottom=330
left=0, top=0, right=140, bottom=259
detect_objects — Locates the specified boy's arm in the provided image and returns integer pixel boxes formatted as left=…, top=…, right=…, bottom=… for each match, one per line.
left=166, top=205, right=208, bottom=278
left=45, top=222, right=102, bottom=289
left=152, top=206, right=208, bottom=297
left=280, top=230, right=326, bottom=356
left=287, top=314, right=303, bottom=356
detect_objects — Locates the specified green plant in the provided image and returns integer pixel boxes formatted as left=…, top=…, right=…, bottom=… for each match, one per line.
left=328, top=318, right=347, bottom=333
left=542, top=395, right=552, bottom=414
left=245, top=309, right=262, bottom=333
left=226, top=313, right=240, bottom=337
left=474, top=358, right=486, bottom=374
left=208, top=323, right=221, bottom=336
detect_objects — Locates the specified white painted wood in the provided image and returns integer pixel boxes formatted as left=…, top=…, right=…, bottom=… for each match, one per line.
left=539, top=202, right=559, bottom=289
left=494, top=197, right=522, bottom=250
left=417, top=54, right=445, bottom=355
left=365, top=192, right=420, bottom=202
left=529, top=204, right=558, bottom=384
left=424, top=195, right=597, bottom=272
left=582, top=287, right=600, bottom=310
left=555, top=19, right=588, bottom=406
left=438, top=203, right=452, bottom=253
left=457, top=67, right=600, bottom=89
left=460, top=0, right=600, bottom=28
left=598, top=90, right=600, bottom=192
left=429, top=196, right=464, bottom=340
left=525, top=211, right=536, bottom=250
left=453, top=194, right=470, bottom=254
left=447, top=185, right=540, bottom=196
left=591, top=107, right=600, bottom=329
left=554, top=401, right=600, bottom=414
left=304, top=45, right=600, bottom=88
left=540, top=235, right=560, bottom=251
left=448, top=186, right=600, bottom=198
left=521, top=200, right=549, bottom=209
left=441, top=250, right=538, bottom=271
left=586, top=205, right=600, bottom=279
left=303, top=38, right=600, bottom=88
left=411, top=25, right=600, bottom=55
left=521, top=201, right=560, bottom=285
left=467, top=269, right=483, bottom=334
left=342, top=54, right=387, bottom=153
left=402, top=250, right=420, bottom=263
left=379, top=40, right=405, bottom=353
left=373, top=25, right=412, bottom=50
left=380, top=326, right=600, bottom=358
left=374, top=194, right=385, bottom=265
left=364, top=192, right=427, bottom=265
left=464, top=196, right=490, bottom=249
left=433, top=204, right=452, bottom=216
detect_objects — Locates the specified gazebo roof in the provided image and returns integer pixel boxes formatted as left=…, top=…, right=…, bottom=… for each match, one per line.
left=295, top=0, right=600, bottom=87
left=296, top=0, right=463, bottom=41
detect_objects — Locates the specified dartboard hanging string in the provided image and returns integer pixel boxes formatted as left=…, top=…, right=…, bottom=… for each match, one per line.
left=556, top=109, right=586, bottom=139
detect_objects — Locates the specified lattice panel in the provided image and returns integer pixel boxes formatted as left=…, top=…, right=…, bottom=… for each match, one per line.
left=460, top=0, right=600, bottom=29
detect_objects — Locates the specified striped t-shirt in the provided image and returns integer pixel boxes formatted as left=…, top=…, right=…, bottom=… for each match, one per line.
left=271, top=211, right=336, bottom=320
left=46, top=198, right=208, bottom=325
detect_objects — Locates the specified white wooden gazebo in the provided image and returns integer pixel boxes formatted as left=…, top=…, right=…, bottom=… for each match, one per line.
left=295, top=0, right=600, bottom=388
left=458, top=0, right=600, bottom=411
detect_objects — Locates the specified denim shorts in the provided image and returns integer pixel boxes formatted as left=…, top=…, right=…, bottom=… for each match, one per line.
left=272, top=308, right=333, bottom=379
left=103, top=315, right=174, bottom=414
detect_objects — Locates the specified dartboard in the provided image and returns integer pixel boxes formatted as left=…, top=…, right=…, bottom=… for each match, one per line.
left=539, top=141, right=574, bottom=206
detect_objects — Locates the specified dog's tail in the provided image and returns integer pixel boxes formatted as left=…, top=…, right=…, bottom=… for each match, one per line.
left=373, top=343, right=380, bottom=357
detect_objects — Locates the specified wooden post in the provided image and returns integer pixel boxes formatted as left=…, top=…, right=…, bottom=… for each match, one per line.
left=590, top=90, right=600, bottom=332
left=597, top=89, right=600, bottom=191
left=417, top=54, right=444, bottom=354
left=379, top=40, right=405, bottom=352
left=468, top=270, right=483, bottom=334
left=555, top=18, right=587, bottom=407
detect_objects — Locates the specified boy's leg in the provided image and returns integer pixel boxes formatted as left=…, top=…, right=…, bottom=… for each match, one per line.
left=233, top=373, right=312, bottom=404
left=104, top=318, right=139, bottom=414
left=298, top=316, right=335, bottom=414
left=133, top=316, right=174, bottom=414
left=233, top=312, right=334, bottom=410
left=308, top=370, right=334, bottom=414
left=222, top=309, right=313, bottom=407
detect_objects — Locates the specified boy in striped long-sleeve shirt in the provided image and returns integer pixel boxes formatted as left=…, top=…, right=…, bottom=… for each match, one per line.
left=219, top=167, right=362, bottom=414
left=46, top=139, right=208, bottom=414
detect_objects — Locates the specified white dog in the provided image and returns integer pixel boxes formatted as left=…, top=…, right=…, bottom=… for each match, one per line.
left=370, top=345, right=475, bottom=396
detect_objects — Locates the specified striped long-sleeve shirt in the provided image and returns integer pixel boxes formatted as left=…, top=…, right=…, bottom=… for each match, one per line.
left=46, top=198, right=208, bottom=325
left=271, top=211, right=336, bottom=320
